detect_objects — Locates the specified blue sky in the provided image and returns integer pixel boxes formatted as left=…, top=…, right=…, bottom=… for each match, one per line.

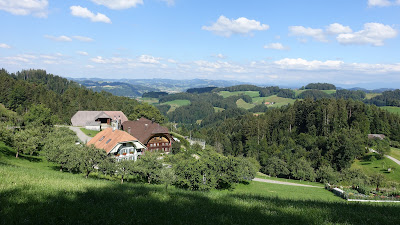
left=0, top=0, right=399, bottom=88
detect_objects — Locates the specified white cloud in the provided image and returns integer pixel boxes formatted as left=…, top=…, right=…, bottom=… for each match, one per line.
left=263, top=42, right=289, bottom=50
left=368, top=0, right=400, bottom=7
left=337, top=23, right=397, bottom=46
left=202, top=15, right=269, bottom=37
left=0, top=43, right=11, bottom=48
left=274, top=58, right=344, bottom=70
left=194, top=60, right=247, bottom=73
left=70, top=6, right=111, bottom=24
left=77, top=51, right=89, bottom=56
left=0, top=0, right=48, bottom=17
left=138, top=55, right=161, bottom=64
left=90, top=0, right=143, bottom=10
left=213, top=53, right=226, bottom=59
left=289, top=26, right=327, bottom=42
left=160, top=0, right=175, bottom=6
left=72, top=36, right=94, bottom=42
left=85, top=65, right=95, bottom=68
left=326, top=23, right=352, bottom=34
left=44, top=35, right=72, bottom=42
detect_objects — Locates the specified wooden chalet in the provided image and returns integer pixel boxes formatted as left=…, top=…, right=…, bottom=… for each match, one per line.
left=122, top=117, right=173, bottom=154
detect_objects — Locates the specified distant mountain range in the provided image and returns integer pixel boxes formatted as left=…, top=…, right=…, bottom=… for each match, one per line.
left=71, top=77, right=396, bottom=97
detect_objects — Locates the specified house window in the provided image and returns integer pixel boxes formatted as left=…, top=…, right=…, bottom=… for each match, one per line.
left=122, top=143, right=126, bottom=146
left=99, top=136, right=105, bottom=141
left=106, top=139, right=112, bottom=144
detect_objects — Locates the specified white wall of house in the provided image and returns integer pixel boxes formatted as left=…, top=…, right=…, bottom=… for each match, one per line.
left=85, top=125, right=100, bottom=131
left=112, top=142, right=145, bottom=161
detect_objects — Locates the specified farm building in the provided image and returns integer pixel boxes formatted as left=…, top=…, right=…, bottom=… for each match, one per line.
left=87, top=127, right=146, bottom=161
left=71, top=111, right=128, bottom=130
left=368, top=134, right=386, bottom=140
left=122, top=117, right=174, bottom=154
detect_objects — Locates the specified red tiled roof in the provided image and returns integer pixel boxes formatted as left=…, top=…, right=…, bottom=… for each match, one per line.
left=87, top=128, right=138, bottom=154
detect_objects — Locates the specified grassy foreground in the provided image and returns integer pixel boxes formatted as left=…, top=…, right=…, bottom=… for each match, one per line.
left=1, top=142, right=400, bottom=224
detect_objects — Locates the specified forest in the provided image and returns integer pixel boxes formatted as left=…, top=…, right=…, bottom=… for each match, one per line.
left=0, top=69, right=164, bottom=124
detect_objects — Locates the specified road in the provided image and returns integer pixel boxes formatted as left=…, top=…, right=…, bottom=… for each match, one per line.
left=67, top=126, right=92, bottom=144
left=253, top=177, right=323, bottom=188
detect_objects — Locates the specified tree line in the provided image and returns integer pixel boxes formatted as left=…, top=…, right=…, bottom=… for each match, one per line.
left=192, top=98, right=400, bottom=186
left=0, top=69, right=165, bottom=124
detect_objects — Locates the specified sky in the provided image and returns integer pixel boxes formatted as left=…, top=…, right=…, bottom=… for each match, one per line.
left=0, top=0, right=400, bottom=89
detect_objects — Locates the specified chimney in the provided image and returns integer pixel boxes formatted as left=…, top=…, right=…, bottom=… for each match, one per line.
left=128, top=127, right=131, bottom=134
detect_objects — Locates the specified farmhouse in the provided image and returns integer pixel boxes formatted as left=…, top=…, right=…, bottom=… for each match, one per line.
left=71, top=111, right=128, bottom=130
left=368, top=134, right=386, bottom=140
left=87, top=127, right=146, bottom=161
left=122, top=117, right=173, bottom=153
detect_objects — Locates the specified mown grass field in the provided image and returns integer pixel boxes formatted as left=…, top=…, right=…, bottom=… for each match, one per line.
left=138, top=97, right=159, bottom=104
left=236, top=99, right=255, bottom=110
left=294, top=89, right=336, bottom=97
left=351, top=153, right=400, bottom=182
left=262, top=95, right=296, bottom=108
left=2, top=142, right=400, bottom=224
left=214, top=107, right=225, bottom=113
left=380, top=106, right=400, bottom=115
left=80, top=128, right=100, bottom=137
left=389, top=148, right=400, bottom=161
left=218, top=91, right=260, bottom=98
left=365, top=93, right=381, bottom=99
left=162, top=99, right=191, bottom=113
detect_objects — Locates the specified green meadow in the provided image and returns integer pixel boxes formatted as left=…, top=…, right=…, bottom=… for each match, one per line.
left=365, top=93, right=381, bottom=99
left=80, top=128, right=100, bottom=137
left=380, top=106, right=400, bottom=115
left=351, top=153, right=400, bottom=182
left=162, top=99, right=191, bottom=113
left=2, top=141, right=400, bottom=224
left=389, top=148, right=400, bottom=161
left=218, top=91, right=260, bottom=98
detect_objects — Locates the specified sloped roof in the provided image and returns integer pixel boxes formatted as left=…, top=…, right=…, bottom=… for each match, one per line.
left=122, top=117, right=170, bottom=144
left=103, top=111, right=128, bottom=124
left=71, top=111, right=128, bottom=126
left=87, top=128, right=138, bottom=154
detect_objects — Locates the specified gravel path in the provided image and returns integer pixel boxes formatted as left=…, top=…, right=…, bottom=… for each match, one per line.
left=385, top=155, right=400, bottom=166
left=253, top=177, right=323, bottom=188
left=369, top=148, right=400, bottom=166
left=67, top=126, right=92, bottom=144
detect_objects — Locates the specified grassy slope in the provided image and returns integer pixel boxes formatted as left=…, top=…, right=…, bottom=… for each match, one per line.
left=214, top=107, right=225, bottom=113
left=294, top=90, right=336, bottom=97
left=351, top=153, right=400, bottom=182
left=236, top=99, right=255, bottom=110
left=80, top=128, right=100, bottom=137
left=380, top=106, right=400, bottom=115
left=365, top=93, right=381, bottom=99
left=162, top=99, right=191, bottom=113
left=262, top=95, right=296, bottom=108
left=218, top=91, right=260, bottom=98
left=2, top=142, right=400, bottom=224
left=139, top=97, right=159, bottom=104
left=389, top=148, right=400, bottom=161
